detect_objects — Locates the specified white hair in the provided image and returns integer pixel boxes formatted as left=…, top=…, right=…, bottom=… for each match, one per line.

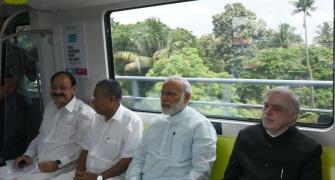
left=267, top=86, right=300, bottom=113
left=165, top=76, right=192, bottom=93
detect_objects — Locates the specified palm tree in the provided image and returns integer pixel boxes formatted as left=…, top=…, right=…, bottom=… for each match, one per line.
left=274, top=23, right=302, bottom=48
left=114, top=51, right=153, bottom=74
left=314, top=21, right=333, bottom=49
left=112, top=18, right=172, bottom=75
left=113, top=18, right=196, bottom=75
left=290, top=0, right=316, bottom=107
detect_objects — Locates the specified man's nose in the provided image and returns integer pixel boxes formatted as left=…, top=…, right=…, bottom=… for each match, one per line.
left=263, top=107, right=273, bottom=115
left=161, top=96, right=166, bottom=103
left=52, top=86, right=62, bottom=92
left=160, top=93, right=167, bottom=101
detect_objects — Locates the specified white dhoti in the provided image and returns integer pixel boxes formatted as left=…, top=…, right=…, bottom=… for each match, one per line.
left=0, top=160, right=76, bottom=180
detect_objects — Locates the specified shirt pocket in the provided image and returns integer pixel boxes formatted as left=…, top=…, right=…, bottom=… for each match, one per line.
left=95, top=138, right=121, bottom=161
left=54, top=123, right=75, bottom=141
left=171, top=134, right=192, bottom=161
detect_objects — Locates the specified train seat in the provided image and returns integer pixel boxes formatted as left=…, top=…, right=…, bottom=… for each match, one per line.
left=210, top=136, right=335, bottom=180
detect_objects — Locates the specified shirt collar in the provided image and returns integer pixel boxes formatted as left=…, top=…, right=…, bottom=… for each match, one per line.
left=265, top=126, right=290, bottom=137
left=107, top=104, right=124, bottom=122
left=63, top=96, right=76, bottom=112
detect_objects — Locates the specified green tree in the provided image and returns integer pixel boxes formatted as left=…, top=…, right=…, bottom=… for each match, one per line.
left=308, top=46, right=333, bottom=80
left=169, top=28, right=197, bottom=49
left=240, top=46, right=332, bottom=109
left=111, top=20, right=136, bottom=52
left=196, top=34, right=216, bottom=71
left=146, top=47, right=233, bottom=101
left=211, top=3, right=270, bottom=77
left=314, top=21, right=333, bottom=49
left=290, top=0, right=316, bottom=107
left=239, top=47, right=305, bottom=104
left=112, top=18, right=197, bottom=76
left=131, top=18, right=171, bottom=57
left=271, top=23, right=302, bottom=48
left=144, top=47, right=245, bottom=116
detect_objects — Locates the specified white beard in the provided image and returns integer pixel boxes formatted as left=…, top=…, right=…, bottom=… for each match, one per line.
left=162, top=95, right=185, bottom=115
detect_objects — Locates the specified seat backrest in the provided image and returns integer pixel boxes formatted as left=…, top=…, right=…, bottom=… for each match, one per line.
left=211, top=136, right=335, bottom=180
left=210, top=136, right=235, bottom=180
left=322, top=147, right=335, bottom=180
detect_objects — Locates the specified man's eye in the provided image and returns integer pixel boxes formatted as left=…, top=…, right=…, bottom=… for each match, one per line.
left=161, top=91, right=177, bottom=96
left=167, top=92, right=177, bottom=96
left=273, top=108, right=283, bottom=112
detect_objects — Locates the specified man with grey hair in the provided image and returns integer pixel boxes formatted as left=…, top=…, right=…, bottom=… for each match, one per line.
left=223, top=86, right=322, bottom=180
left=126, top=76, right=217, bottom=180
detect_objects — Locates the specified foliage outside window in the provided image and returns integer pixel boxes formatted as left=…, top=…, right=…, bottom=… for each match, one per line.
left=107, top=0, right=333, bottom=127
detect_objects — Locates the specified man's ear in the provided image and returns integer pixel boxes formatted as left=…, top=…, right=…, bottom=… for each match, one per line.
left=71, top=85, right=76, bottom=92
left=291, top=112, right=299, bottom=123
left=184, top=93, right=191, bottom=103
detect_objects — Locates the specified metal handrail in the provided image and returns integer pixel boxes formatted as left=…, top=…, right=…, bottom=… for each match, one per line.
left=116, top=75, right=333, bottom=114
left=0, top=8, right=53, bottom=84
left=116, top=76, right=332, bottom=86
left=122, top=96, right=332, bottom=113
left=1, top=30, right=53, bottom=41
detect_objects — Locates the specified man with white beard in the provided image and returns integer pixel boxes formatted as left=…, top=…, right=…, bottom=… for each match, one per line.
left=126, top=76, right=217, bottom=180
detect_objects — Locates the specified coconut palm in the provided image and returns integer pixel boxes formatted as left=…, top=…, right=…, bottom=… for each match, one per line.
left=113, top=18, right=196, bottom=75
left=112, top=18, right=171, bottom=75
left=290, top=0, right=316, bottom=107
left=273, top=23, right=302, bottom=48
left=314, top=21, right=333, bottom=49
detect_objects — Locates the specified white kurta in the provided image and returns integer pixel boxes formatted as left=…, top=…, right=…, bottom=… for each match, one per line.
left=126, top=106, right=217, bottom=180
left=54, top=105, right=144, bottom=180
left=25, top=96, right=95, bottom=165
left=83, top=104, right=143, bottom=178
left=0, top=97, right=95, bottom=180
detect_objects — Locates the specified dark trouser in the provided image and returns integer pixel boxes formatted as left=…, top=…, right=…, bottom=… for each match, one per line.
left=0, top=93, right=31, bottom=165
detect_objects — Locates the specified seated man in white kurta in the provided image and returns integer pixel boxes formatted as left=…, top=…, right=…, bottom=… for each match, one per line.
left=0, top=71, right=95, bottom=180
left=126, top=76, right=217, bottom=180
left=56, top=79, right=143, bottom=180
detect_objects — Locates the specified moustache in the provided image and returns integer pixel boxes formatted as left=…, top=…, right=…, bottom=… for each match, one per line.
left=52, top=93, right=65, bottom=97
left=161, top=103, right=171, bottom=107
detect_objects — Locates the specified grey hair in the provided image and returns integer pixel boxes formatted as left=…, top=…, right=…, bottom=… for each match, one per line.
left=165, top=76, right=192, bottom=93
left=95, top=79, right=122, bottom=102
left=266, top=86, right=300, bottom=113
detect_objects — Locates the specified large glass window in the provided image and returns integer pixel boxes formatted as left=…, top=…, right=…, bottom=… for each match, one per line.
left=106, top=0, right=334, bottom=127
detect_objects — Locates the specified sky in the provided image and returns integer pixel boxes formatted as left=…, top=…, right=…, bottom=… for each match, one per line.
left=111, top=0, right=333, bottom=43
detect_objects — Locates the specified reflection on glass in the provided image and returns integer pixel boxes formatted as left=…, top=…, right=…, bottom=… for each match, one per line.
left=108, top=0, right=333, bottom=127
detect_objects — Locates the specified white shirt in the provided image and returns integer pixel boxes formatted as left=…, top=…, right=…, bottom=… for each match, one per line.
left=24, top=96, right=95, bottom=166
left=83, top=104, right=143, bottom=176
left=126, top=106, right=217, bottom=180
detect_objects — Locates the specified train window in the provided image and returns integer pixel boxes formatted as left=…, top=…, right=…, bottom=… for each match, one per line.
left=14, top=25, right=40, bottom=98
left=106, top=0, right=333, bottom=127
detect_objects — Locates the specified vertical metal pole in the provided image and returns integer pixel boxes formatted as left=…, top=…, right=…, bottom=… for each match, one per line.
left=131, top=79, right=139, bottom=97
left=222, top=84, right=230, bottom=115
left=0, top=9, right=30, bottom=84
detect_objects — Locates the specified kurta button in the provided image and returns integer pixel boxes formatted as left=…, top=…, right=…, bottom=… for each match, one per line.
left=265, top=163, right=269, bottom=168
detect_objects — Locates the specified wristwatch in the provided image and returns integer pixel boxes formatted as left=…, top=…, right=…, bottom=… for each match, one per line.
left=97, top=175, right=103, bottom=180
left=55, top=160, right=63, bottom=168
